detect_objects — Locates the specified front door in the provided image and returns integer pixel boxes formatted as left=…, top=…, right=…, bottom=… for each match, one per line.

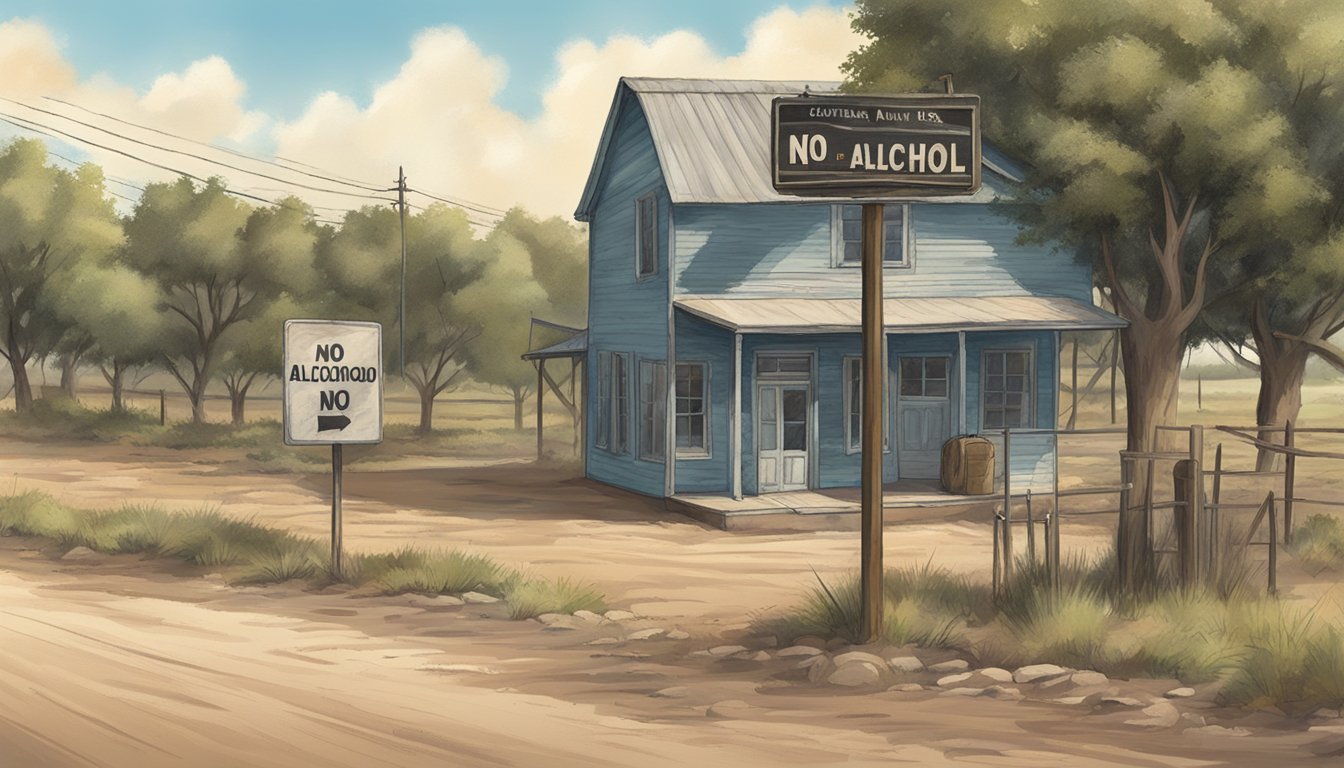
left=897, top=356, right=952, bottom=479
left=758, top=383, right=809, bottom=492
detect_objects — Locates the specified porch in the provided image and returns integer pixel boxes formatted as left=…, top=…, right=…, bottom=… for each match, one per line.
left=668, top=481, right=1010, bottom=531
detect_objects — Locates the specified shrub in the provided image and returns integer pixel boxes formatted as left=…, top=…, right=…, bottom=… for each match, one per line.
left=505, top=577, right=606, bottom=619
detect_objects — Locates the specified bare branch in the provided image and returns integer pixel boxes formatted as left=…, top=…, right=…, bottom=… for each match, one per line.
left=1275, top=332, right=1344, bottom=373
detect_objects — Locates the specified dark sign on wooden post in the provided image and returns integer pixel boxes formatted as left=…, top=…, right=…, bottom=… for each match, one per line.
left=770, top=91, right=982, bottom=644
left=771, top=94, right=981, bottom=197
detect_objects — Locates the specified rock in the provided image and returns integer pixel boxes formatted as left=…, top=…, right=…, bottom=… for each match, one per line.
left=1071, top=671, right=1108, bottom=687
left=708, top=645, right=748, bottom=657
left=604, top=610, right=637, bottom=622
left=573, top=609, right=605, bottom=623
left=778, top=645, right=824, bottom=658
left=749, top=651, right=771, bottom=662
left=1126, top=701, right=1180, bottom=728
left=828, top=661, right=883, bottom=687
left=628, top=628, right=665, bottom=641
left=203, top=573, right=226, bottom=583
left=1189, top=725, right=1251, bottom=737
left=1314, top=708, right=1343, bottom=720
left=888, top=683, right=925, bottom=693
left=929, top=659, right=970, bottom=674
left=1181, top=713, right=1207, bottom=727
left=975, top=667, right=1014, bottom=683
left=585, top=637, right=622, bottom=646
left=1013, top=664, right=1070, bottom=684
left=887, top=656, right=925, bottom=673
left=833, top=651, right=887, bottom=668
left=937, top=672, right=973, bottom=687
left=538, top=614, right=585, bottom=631
left=405, top=594, right=463, bottom=609
left=940, top=687, right=983, bottom=697
left=60, top=546, right=103, bottom=562
left=1052, top=696, right=1088, bottom=705
left=793, top=635, right=828, bottom=649
left=756, top=635, right=779, bottom=648
left=826, top=637, right=849, bottom=651
left=806, top=657, right=836, bottom=683
left=461, top=591, right=499, bottom=604
left=665, top=629, right=690, bottom=640
left=1165, top=687, right=1196, bottom=699
left=706, top=700, right=755, bottom=718
left=650, top=686, right=689, bottom=699
left=795, top=654, right=829, bottom=669
left=1099, top=696, right=1145, bottom=708
left=982, top=685, right=1024, bottom=702
left=1309, top=725, right=1344, bottom=735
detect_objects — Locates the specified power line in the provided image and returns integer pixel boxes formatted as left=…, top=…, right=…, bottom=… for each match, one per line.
left=2, top=97, right=396, bottom=203
left=406, top=187, right=506, bottom=219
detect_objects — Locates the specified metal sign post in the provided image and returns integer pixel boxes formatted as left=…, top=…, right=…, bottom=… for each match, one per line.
left=770, top=91, right=981, bottom=643
left=283, top=320, right=384, bottom=578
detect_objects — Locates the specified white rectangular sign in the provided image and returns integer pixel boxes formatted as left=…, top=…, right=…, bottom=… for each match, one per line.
left=283, top=320, right=383, bottom=445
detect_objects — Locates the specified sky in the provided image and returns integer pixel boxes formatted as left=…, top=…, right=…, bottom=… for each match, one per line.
left=0, top=1, right=863, bottom=220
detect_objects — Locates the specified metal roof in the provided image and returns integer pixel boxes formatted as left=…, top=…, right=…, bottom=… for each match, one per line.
left=576, top=78, right=1026, bottom=220
left=521, top=329, right=588, bottom=360
left=674, top=296, right=1126, bottom=334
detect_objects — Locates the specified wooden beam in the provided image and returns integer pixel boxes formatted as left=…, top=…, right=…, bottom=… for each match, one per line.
left=860, top=203, right=885, bottom=644
left=536, top=358, right=545, bottom=461
left=732, top=332, right=743, bottom=500
left=957, top=331, right=967, bottom=434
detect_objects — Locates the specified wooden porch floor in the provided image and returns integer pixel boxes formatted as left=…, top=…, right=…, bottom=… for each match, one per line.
left=667, top=481, right=1004, bottom=531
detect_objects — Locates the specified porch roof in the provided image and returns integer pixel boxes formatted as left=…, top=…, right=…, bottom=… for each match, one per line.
left=674, top=295, right=1126, bottom=334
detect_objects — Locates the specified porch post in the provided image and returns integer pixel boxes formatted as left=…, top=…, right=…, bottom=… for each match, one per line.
left=665, top=206, right=677, bottom=498
left=860, top=203, right=886, bottom=644
left=536, top=359, right=545, bottom=461
left=732, top=331, right=743, bottom=500
left=957, top=331, right=968, bottom=434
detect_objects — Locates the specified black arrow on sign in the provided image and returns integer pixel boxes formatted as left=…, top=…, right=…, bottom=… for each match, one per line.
left=318, top=414, right=351, bottom=432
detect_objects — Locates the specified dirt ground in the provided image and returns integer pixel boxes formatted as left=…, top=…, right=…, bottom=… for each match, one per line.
left=5, top=437, right=1344, bottom=766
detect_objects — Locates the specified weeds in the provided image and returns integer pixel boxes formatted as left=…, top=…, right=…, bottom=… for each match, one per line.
left=505, top=577, right=606, bottom=619
left=1289, top=514, right=1344, bottom=575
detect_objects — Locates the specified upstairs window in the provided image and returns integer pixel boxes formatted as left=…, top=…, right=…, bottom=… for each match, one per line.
left=835, top=204, right=909, bottom=267
left=636, top=194, right=658, bottom=277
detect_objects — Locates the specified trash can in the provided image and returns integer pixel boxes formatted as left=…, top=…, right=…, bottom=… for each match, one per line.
left=941, top=435, right=996, bottom=495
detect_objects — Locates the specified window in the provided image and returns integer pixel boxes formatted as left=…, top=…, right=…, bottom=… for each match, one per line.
left=636, top=194, right=658, bottom=277
left=595, top=352, right=611, bottom=449
left=982, top=350, right=1032, bottom=430
left=756, top=354, right=812, bottom=377
left=899, top=357, right=949, bottom=398
left=639, top=360, right=667, bottom=461
left=675, top=363, right=709, bottom=456
left=835, top=204, right=909, bottom=266
left=843, top=357, right=889, bottom=453
left=612, top=353, right=629, bottom=453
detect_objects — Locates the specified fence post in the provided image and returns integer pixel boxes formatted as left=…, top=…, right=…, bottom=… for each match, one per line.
left=1026, top=489, right=1036, bottom=566
left=1189, top=425, right=1204, bottom=581
left=992, top=512, right=1002, bottom=598
left=1268, top=492, right=1278, bottom=596
left=1051, top=432, right=1061, bottom=591
left=1173, top=459, right=1199, bottom=590
left=1002, top=428, right=1013, bottom=584
left=1284, top=420, right=1295, bottom=545
left=1118, top=454, right=1131, bottom=588
left=159, top=389, right=166, bottom=426
left=1210, top=443, right=1223, bottom=583
left=1144, top=456, right=1155, bottom=584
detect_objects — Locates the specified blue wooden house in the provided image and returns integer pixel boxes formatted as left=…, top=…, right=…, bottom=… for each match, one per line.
left=563, top=78, right=1123, bottom=515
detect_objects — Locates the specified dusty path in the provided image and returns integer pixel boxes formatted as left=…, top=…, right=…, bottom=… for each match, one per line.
left=0, top=539, right=1332, bottom=768
left=1, top=441, right=1115, bottom=631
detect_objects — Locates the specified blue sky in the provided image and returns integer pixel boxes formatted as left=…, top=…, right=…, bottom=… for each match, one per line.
left=13, top=1, right=851, bottom=120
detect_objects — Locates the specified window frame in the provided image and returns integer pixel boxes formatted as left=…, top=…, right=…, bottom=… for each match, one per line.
left=635, top=193, right=659, bottom=279
left=831, top=203, right=912, bottom=269
left=980, top=347, right=1035, bottom=432
left=611, top=352, right=630, bottom=454
left=842, top=356, right=891, bottom=455
left=595, top=351, right=611, bottom=450
left=674, top=361, right=711, bottom=459
left=638, top=359, right=667, bottom=462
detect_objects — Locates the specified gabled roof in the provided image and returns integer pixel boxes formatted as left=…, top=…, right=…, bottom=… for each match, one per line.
left=575, top=77, right=1026, bottom=221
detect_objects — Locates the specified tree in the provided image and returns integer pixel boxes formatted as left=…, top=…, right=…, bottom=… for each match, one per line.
left=459, top=230, right=550, bottom=430
left=0, top=139, right=121, bottom=412
left=123, top=180, right=314, bottom=424
left=845, top=0, right=1330, bottom=590
left=323, top=203, right=482, bottom=433
left=493, top=208, right=587, bottom=325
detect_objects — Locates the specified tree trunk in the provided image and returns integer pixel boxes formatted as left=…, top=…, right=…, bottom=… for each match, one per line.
left=512, top=385, right=525, bottom=431
left=1249, top=301, right=1310, bottom=471
left=9, top=358, right=33, bottom=412
left=190, top=381, right=208, bottom=425
left=230, top=391, right=246, bottom=426
left=418, top=388, right=435, bottom=434
left=59, top=351, right=81, bottom=400
left=109, top=365, right=125, bottom=413
left=1116, top=319, right=1185, bottom=594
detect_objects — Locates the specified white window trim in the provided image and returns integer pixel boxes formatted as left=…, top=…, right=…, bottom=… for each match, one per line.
left=831, top=203, right=913, bottom=269
left=635, top=193, right=659, bottom=280
left=675, top=361, right=712, bottom=459
left=979, top=346, right=1036, bottom=432
left=842, top=356, right=891, bottom=455
left=638, top=359, right=667, bottom=462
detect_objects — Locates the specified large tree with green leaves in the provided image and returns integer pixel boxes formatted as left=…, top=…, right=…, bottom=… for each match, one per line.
left=123, top=179, right=314, bottom=423
left=322, top=203, right=483, bottom=433
left=845, top=0, right=1333, bottom=589
left=0, top=139, right=121, bottom=412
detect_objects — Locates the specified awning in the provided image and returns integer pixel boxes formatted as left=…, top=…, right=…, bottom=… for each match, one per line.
left=522, top=327, right=588, bottom=360
left=675, top=296, right=1126, bottom=334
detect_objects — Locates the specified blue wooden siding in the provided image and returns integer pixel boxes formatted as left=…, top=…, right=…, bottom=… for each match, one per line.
left=672, top=314, right=732, bottom=493
left=963, top=330, right=1058, bottom=493
left=673, top=202, right=1090, bottom=302
left=585, top=92, right=671, bottom=497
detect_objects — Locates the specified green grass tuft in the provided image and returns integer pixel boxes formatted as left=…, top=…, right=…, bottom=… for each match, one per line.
left=505, top=577, right=606, bottom=619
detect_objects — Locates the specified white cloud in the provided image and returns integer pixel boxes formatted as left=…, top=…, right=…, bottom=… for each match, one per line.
left=0, top=6, right=863, bottom=218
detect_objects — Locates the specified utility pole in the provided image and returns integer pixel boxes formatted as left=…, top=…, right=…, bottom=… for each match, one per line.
left=859, top=202, right=885, bottom=643
left=396, top=167, right=408, bottom=379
